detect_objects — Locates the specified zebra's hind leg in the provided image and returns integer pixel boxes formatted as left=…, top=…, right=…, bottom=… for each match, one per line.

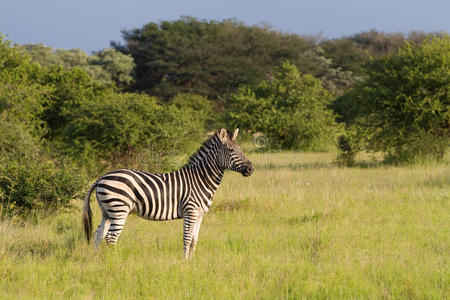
left=105, top=217, right=127, bottom=246
left=93, top=214, right=110, bottom=250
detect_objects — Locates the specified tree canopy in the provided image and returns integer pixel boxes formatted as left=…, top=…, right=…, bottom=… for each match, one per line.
left=16, top=44, right=135, bottom=87
left=113, top=17, right=355, bottom=99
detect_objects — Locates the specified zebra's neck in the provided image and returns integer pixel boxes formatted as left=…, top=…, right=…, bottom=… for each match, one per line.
left=181, top=134, right=225, bottom=204
left=185, top=134, right=220, bottom=168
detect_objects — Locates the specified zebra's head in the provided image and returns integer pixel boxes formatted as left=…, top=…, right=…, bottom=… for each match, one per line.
left=217, top=128, right=254, bottom=177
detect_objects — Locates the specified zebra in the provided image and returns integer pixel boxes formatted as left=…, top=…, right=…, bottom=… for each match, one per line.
left=83, top=128, right=253, bottom=258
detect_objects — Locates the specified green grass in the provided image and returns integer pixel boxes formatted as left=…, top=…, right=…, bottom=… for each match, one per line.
left=1, top=152, right=449, bottom=299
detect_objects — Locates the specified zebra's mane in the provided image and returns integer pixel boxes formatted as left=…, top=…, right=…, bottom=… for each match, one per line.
left=185, top=131, right=223, bottom=167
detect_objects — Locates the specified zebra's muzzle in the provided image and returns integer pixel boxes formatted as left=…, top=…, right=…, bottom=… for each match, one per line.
left=241, top=161, right=254, bottom=177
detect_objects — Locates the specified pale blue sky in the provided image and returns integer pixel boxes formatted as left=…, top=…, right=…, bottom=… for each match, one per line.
left=1, top=0, right=449, bottom=52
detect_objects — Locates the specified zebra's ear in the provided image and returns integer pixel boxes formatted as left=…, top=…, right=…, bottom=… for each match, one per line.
left=219, top=128, right=228, bottom=143
left=231, top=128, right=239, bottom=141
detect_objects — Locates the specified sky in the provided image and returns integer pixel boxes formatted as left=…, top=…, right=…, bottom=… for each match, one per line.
left=1, top=0, right=449, bottom=53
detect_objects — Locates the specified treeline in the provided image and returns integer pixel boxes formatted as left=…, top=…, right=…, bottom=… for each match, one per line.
left=113, top=18, right=439, bottom=98
left=111, top=18, right=448, bottom=161
left=0, top=17, right=449, bottom=215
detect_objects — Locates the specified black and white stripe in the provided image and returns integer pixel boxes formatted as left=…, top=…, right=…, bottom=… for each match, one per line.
left=83, top=128, right=253, bottom=258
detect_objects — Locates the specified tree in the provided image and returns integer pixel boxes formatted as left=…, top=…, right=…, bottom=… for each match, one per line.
left=15, top=43, right=63, bottom=67
left=321, top=30, right=444, bottom=78
left=227, top=61, right=336, bottom=150
left=90, top=49, right=135, bottom=87
left=336, top=36, right=450, bottom=163
left=34, top=66, right=109, bottom=138
left=321, top=38, right=370, bottom=75
left=297, top=46, right=357, bottom=96
left=349, top=30, right=406, bottom=57
left=113, top=17, right=356, bottom=100
left=0, top=37, right=47, bottom=142
left=16, top=44, right=134, bottom=87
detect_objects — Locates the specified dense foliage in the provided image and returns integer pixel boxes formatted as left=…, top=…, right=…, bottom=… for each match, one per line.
left=227, top=62, right=336, bottom=150
left=169, top=93, right=216, bottom=129
left=16, top=44, right=135, bottom=87
left=321, top=30, right=440, bottom=76
left=0, top=158, right=84, bottom=215
left=60, top=92, right=205, bottom=169
left=335, top=36, right=450, bottom=163
left=112, top=17, right=355, bottom=99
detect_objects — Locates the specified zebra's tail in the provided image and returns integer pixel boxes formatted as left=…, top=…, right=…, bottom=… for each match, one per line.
left=83, top=180, right=98, bottom=244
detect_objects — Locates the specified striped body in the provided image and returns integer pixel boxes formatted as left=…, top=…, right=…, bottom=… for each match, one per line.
left=83, top=129, right=253, bottom=258
left=97, top=163, right=223, bottom=221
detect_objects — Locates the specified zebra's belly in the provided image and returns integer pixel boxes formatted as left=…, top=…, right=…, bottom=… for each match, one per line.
left=131, top=207, right=183, bottom=221
left=131, top=201, right=183, bottom=221
left=135, top=212, right=183, bottom=221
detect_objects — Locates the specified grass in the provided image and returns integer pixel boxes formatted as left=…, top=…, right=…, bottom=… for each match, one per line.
left=0, top=151, right=449, bottom=299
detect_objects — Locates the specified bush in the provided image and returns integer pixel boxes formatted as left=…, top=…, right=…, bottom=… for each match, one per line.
left=59, top=92, right=205, bottom=172
left=335, top=35, right=450, bottom=163
left=170, top=93, right=216, bottom=129
left=227, top=61, right=337, bottom=150
left=0, top=157, right=85, bottom=216
left=34, top=66, right=110, bottom=138
left=0, top=117, right=41, bottom=157
left=335, top=126, right=368, bottom=167
left=0, top=38, right=87, bottom=216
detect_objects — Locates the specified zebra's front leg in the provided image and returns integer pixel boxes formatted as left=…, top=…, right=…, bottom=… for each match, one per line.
left=183, top=210, right=198, bottom=259
left=189, top=214, right=203, bottom=258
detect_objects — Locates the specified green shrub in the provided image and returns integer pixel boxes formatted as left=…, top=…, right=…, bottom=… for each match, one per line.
left=335, top=36, right=450, bottom=163
left=170, top=93, right=215, bottom=123
left=0, top=157, right=85, bottom=216
left=34, top=66, right=110, bottom=138
left=0, top=117, right=41, bottom=158
left=335, top=126, right=367, bottom=167
left=227, top=61, right=337, bottom=150
left=59, top=92, right=204, bottom=172
left=170, top=93, right=217, bottom=130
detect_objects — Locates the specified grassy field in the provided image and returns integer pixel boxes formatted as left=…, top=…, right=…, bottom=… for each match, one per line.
left=0, top=151, right=449, bottom=299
